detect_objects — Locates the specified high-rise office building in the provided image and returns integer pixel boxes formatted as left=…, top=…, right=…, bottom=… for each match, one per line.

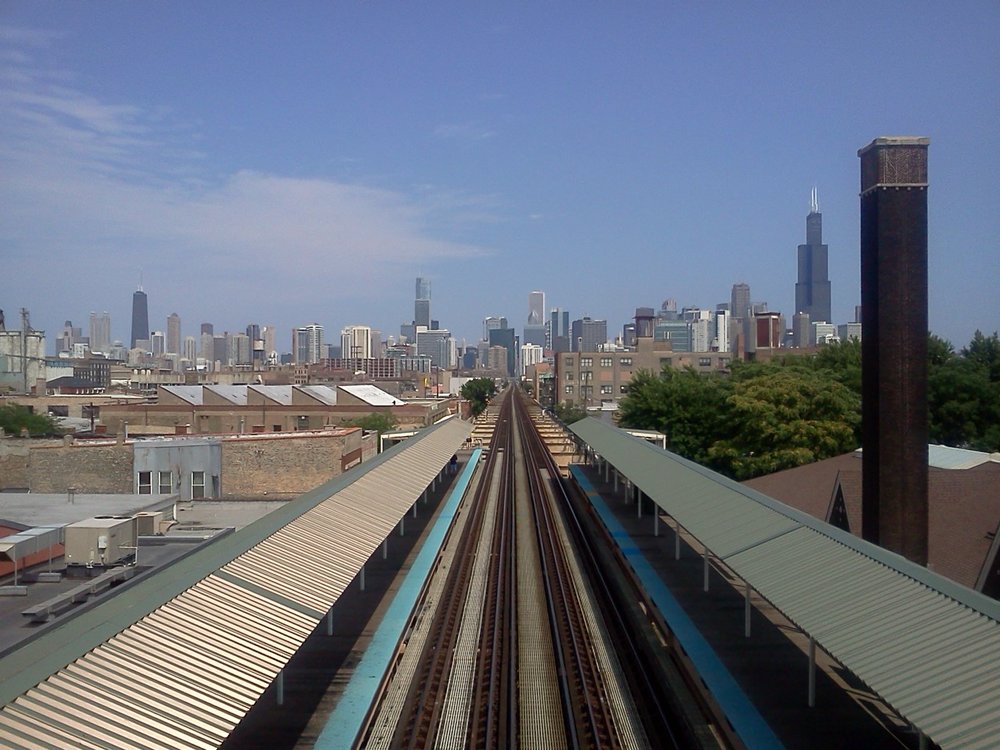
left=89, top=312, right=111, bottom=354
left=166, top=313, right=181, bottom=355
left=524, top=290, right=546, bottom=348
left=571, top=317, right=608, bottom=352
left=527, top=290, right=544, bottom=325
left=487, top=326, right=517, bottom=376
left=795, top=188, right=832, bottom=325
left=415, top=277, right=431, bottom=328
left=183, top=336, right=197, bottom=362
left=416, top=328, right=452, bottom=369
left=130, top=287, right=149, bottom=349
left=294, top=323, right=324, bottom=364
left=550, top=309, right=571, bottom=352
left=200, top=323, right=214, bottom=336
left=341, top=325, right=373, bottom=360
left=150, top=331, right=165, bottom=356
left=730, top=283, right=751, bottom=321
left=859, top=136, right=930, bottom=565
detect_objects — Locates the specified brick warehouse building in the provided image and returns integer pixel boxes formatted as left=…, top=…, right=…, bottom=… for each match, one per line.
left=0, top=427, right=376, bottom=501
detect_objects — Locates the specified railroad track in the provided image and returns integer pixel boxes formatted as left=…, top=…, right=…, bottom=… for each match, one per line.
left=358, top=387, right=695, bottom=749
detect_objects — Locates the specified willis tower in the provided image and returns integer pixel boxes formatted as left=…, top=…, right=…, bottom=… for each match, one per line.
left=795, top=188, right=831, bottom=325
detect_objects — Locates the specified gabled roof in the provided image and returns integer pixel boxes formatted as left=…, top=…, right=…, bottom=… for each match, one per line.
left=296, top=385, right=338, bottom=405
left=571, top=418, right=1000, bottom=750
left=339, top=384, right=404, bottom=406
left=160, top=385, right=204, bottom=405
left=0, top=416, right=472, bottom=749
left=248, top=384, right=294, bottom=405
left=204, top=385, right=248, bottom=406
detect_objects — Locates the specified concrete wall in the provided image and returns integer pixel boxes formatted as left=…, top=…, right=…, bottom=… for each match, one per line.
left=0, top=437, right=33, bottom=490
left=28, top=441, right=134, bottom=494
left=7, top=430, right=377, bottom=499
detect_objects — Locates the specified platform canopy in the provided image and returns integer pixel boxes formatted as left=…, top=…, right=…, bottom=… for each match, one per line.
left=571, top=417, right=1000, bottom=750
left=0, top=416, right=471, bottom=750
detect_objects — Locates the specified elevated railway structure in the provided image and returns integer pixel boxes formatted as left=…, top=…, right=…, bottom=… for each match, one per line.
left=357, top=388, right=710, bottom=749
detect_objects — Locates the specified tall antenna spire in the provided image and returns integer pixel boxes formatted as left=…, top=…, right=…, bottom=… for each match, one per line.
left=810, top=186, right=820, bottom=214
left=138, top=270, right=143, bottom=292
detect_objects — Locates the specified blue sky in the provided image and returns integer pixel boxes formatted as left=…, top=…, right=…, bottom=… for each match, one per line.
left=1, top=2, right=997, bottom=352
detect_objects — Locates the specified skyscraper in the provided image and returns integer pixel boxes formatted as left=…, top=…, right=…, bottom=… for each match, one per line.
left=859, top=136, right=930, bottom=565
left=89, top=312, right=111, bottom=354
left=524, top=290, right=546, bottom=347
left=130, top=286, right=149, bottom=349
left=341, top=325, right=373, bottom=359
left=795, top=189, right=832, bottom=324
left=730, top=283, right=751, bottom=321
left=294, top=323, right=324, bottom=364
left=415, top=277, right=431, bottom=328
left=166, top=313, right=181, bottom=355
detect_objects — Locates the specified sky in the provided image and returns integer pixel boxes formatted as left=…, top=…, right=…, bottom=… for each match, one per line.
left=1, top=2, right=998, bottom=353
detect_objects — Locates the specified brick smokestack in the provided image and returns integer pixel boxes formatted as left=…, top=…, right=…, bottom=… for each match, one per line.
left=858, top=136, right=929, bottom=565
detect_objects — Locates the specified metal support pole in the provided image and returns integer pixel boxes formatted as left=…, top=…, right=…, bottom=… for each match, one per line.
left=613, top=471, right=618, bottom=493
left=808, top=637, right=816, bottom=707
left=918, top=732, right=928, bottom=750
left=382, top=538, right=388, bottom=560
left=637, top=491, right=642, bottom=519
left=399, top=515, right=405, bottom=536
left=675, top=519, right=681, bottom=560
left=276, top=670, right=284, bottom=706
left=412, top=502, right=417, bottom=518
left=703, top=547, right=710, bottom=592
left=654, top=511, right=660, bottom=537
left=745, top=582, right=752, bottom=638
left=604, top=459, right=609, bottom=482
left=360, top=564, right=366, bottom=592
left=326, top=608, right=333, bottom=636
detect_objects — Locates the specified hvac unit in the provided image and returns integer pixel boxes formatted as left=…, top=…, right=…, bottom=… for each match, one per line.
left=134, top=511, right=165, bottom=536
left=64, top=516, right=137, bottom=568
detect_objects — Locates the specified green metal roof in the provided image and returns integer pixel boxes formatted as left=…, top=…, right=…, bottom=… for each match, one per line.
left=0, top=416, right=471, bottom=749
left=571, top=417, right=1000, bottom=750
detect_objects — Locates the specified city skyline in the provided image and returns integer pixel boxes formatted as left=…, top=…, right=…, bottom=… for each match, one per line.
left=1, top=5, right=997, bottom=349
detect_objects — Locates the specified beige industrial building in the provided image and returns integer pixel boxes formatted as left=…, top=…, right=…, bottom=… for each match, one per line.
left=555, top=336, right=733, bottom=409
left=0, top=426, right=377, bottom=501
left=91, top=383, right=454, bottom=435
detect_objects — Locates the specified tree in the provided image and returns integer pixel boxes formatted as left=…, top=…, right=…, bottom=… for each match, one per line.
left=461, top=378, right=498, bottom=417
left=0, top=404, right=58, bottom=436
left=344, top=413, right=397, bottom=435
left=708, top=368, right=860, bottom=480
left=617, top=367, right=731, bottom=466
left=553, top=402, right=587, bottom=425
left=929, top=330, right=1000, bottom=451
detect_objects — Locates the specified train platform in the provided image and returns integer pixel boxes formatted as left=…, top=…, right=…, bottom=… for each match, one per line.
left=309, top=448, right=481, bottom=749
left=571, top=463, right=919, bottom=750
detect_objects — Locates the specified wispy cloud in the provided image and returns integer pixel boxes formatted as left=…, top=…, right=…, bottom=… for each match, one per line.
left=0, top=29, right=494, bottom=314
left=432, top=122, right=497, bottom=142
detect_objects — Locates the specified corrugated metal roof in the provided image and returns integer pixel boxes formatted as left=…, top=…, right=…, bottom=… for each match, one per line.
left=298, top=384, right=338, bottom=405
left=0, top=526, right=64, bottom=563
left=340, top=384, right=405, bottom=406
left=161, top=385, right=204, bottom=405
left=571, top=418, right=1000, bottom=750
left=927, top=444, right=999, bottom=470
left=0, top=417, right=471, bottom=749
left=205, top=384, right=248, bottom=405
left=250, top=384, right=294, bottom=405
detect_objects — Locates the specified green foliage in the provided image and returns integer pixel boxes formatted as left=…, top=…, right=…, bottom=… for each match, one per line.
left=708, top=369, right=860, bottom=480
left=344, top=413, right=397, bottom=434
left=461, top=377, right=498, bottom=417
left=553, top=402, right=587, bottom=425
left=0, top=404, right=58, bottom=436
left=929, top=330, right=1000, bottom=451
left=616, top=368, right=730, bottom=466
left=616, top=330, right=999, bottom=478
